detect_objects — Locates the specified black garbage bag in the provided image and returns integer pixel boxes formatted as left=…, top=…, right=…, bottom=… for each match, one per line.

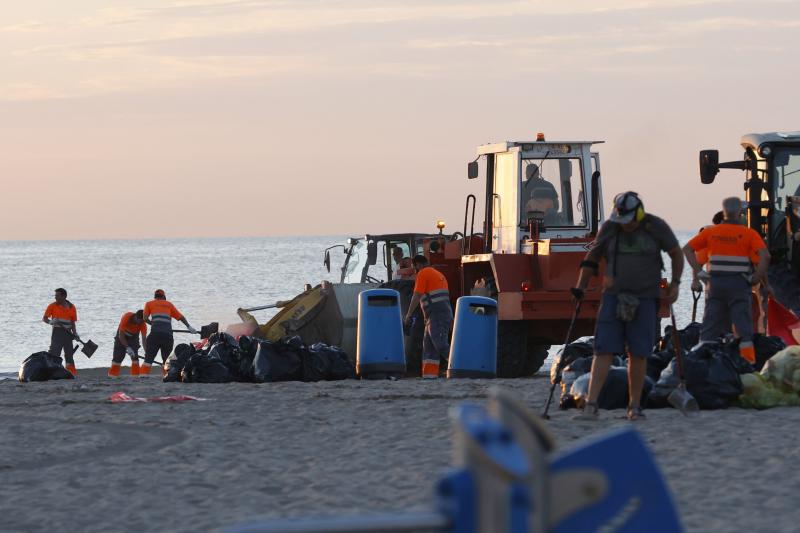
left=18, top=352, right=74, bottom=382
left=304, top=343, right=355, bottom=381
left=549, top=338, right=594, bottom=384
left=649, top=343, right=742, bottom=409
left=724, top=334, right=786, bottom=373
left=569, top=366, right=654, bottom=410
left=238, top=336, right=259, bottom=359
left=164, top=343, right=196, bottom=382
left=558, top=355, right=626, bottom=409
left=647, top=349, right=675, bottom=382
left=658, top=322, right=702, bottom=353
left=253, top=340, right=304, bottom=383
left=207, top=332, right=239, bottom=349
left=181, top=353, right=233, bottom=383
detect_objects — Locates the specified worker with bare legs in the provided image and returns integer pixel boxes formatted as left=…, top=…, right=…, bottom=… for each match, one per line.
left=42, top=288, right=79, bottom=377
left=684, top=197, right=769, bottom=364
left=404, top=255, right=453, bottom=378
left=109, top=310, right=147, bottom=377
left=572, top=192, right=682, bottom=420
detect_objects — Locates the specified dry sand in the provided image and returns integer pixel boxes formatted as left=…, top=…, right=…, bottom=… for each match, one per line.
left=2, top=368, right=800, bottom=533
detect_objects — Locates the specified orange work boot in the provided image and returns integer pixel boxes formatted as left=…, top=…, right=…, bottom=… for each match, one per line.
left=65, top=364, right=77, bottom=377
left=421, top=360, right=440, bottom=379
left=740, top=342, right=756, bottom=364
left=139, top=363, right=152, bottom=376
left=130, top=362, right=140, bottom=376
left=107, top=362, right=121, bottom=378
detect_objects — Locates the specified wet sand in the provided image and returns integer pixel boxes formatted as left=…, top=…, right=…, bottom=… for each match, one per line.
left=2, top=368, right=800, bottom=532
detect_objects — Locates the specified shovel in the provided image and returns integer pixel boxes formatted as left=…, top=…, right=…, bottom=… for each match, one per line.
left=691, top=288, right=702, bottom=322
left=172, top=322, right=219, bottom=339
left=53, top=324, right=98, bottom=358
left=667, top=304, right=699, bottom=414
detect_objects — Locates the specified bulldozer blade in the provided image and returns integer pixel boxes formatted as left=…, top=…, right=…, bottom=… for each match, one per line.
left=81, top=340, right=98, bottom=358
left=667, top=382, right=699, bottom=415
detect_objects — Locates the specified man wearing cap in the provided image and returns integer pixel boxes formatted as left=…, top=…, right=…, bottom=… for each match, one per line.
left=571, top=191, right=683, bottom=420
left=141, top=290, right=196, bottom=376
left=684, top=197, right=769, bottom=365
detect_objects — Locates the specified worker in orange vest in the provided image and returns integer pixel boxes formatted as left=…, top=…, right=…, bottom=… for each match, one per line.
left=42, top=288, right=79, bottom=377
left=109, top=310, right=148, bottom=377
left=684, top=198, right=770, bottom=364
left=403, top=255, right=453, bottom=378
left=141, top=289, right=196, bottom=376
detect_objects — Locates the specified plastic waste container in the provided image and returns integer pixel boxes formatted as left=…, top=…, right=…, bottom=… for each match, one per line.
left=356, top=289, right=406, bottom=378
left=448, top=296, right=497, bottom=378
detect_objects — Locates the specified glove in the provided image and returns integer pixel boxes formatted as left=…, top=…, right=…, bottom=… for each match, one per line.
left=570, top=287, right=585, bottom=301
left=187, top=325, right=199, bottom=335
left=126, top=346, right=136, bottom=357
left=697, top=270, right=710, bottom=284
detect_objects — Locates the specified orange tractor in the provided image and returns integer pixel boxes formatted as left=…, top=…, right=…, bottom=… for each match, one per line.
left=426, top=136, right=608, bottom=377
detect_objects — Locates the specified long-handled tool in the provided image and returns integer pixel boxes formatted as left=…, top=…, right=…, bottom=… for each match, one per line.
left=667, top=304, right=699, bottom=415
left=691, top=289, right=702, bottom=323
left=52, top=324, right=98, bottom=358
left=542, top=299, right=583, bottom=419
left=172, top=322, right=219, bottom=339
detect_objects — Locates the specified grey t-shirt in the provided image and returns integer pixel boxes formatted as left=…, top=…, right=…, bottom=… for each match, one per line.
left=587, top=215, right=679, bottom=298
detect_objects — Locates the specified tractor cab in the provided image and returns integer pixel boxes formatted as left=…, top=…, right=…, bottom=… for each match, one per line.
left=699, top=131, right=800, bottom=311
left=456, top=135, right=606, bottom=377
left=324, top=233, right=444, bottom=285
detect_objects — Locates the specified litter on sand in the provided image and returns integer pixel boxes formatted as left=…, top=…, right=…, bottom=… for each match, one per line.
left=109, top=392, right=207, bottom=403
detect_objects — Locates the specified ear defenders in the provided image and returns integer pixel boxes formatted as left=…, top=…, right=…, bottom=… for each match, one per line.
left=615, top=191, right=646, bottom=222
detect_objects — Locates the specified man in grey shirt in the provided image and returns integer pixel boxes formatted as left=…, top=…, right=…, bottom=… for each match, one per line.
left=571, top=191, right=683, bottom=420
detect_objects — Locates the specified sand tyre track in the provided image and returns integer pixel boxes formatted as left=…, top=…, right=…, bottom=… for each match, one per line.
left=0, top=414, right=187, bottom=471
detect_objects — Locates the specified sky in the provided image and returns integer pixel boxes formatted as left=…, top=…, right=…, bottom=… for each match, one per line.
left=1, top=0, right=800, bottom=240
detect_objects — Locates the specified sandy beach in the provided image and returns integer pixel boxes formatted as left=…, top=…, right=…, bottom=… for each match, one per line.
left=1, top=370, right=799, bottom=533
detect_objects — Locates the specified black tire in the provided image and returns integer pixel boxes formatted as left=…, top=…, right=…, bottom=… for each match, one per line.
left=497, top=321, right=528, bottom=378
left=522, top=344, right=550, bottom=376
left=380, top=279, right=423, bottom=377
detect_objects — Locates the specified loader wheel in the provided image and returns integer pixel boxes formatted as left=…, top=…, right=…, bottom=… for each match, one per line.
left=522, top=344, right=550, bottom=376
left=380, top=279, right=422, bottom=377
left=497, top=321, right=528, bottom=378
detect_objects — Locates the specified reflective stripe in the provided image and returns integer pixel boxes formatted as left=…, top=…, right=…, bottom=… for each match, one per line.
left=151, top=313, right=171, bottom=323
left=709, top=254, right=751, bottom=273
left=422, top=289, right=450, bottom=310
left=51, top=318, right=72, bottom=326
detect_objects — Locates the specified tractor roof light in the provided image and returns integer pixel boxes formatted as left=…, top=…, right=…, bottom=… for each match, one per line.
left=760, top=145, right=773, bottom=157
left=536, top=132, right=546, bottom=142
left=436, top=220, right=446, bottom=234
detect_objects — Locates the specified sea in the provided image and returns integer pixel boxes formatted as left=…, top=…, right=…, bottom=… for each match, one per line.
left=0, top=234, right=702, bottom=375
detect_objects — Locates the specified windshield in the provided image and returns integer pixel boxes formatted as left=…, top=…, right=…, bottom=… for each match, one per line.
left=769, top=147, right=800, bottom=240
left=520, top=157, right=586, bottom=227
left=343, top=240, right=368, bottom=283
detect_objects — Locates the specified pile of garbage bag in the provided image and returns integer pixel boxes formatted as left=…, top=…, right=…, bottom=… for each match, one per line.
left=739, top=346, right=800, bottom=409
left=18, top=352, right=74, bottom=382
left=165, top=333, right=355, bottom=384
left=551, top=323, right=786, bottom=411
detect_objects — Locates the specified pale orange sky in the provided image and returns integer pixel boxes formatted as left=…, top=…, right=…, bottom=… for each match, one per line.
left=1, top=0, right=799, bottom=240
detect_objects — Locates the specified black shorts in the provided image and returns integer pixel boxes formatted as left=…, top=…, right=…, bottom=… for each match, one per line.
left=144, top=332, right=174, bottom=364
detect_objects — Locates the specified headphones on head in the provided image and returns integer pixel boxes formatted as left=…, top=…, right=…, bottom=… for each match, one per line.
left=615, top=191, right=646, bottom=222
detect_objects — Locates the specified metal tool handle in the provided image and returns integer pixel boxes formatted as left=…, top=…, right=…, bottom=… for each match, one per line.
left=669, top=305, right=686, bottom=381
left=543, top=299, right=583, bottom=418
left=691, top=289, right=702, bottom=323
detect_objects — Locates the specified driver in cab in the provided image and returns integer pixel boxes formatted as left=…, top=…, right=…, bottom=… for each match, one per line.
left=523, top=163, right=561, bottom=226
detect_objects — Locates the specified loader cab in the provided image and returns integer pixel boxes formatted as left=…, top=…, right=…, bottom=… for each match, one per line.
left=699, top=131, right=800, bottom=257
left=471, top=137, right=605, bottom=253
left=324, top=233, right=438, bottom=284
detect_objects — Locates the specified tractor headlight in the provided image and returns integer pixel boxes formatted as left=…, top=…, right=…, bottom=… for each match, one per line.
left=760, top=146, right=772, bottom=157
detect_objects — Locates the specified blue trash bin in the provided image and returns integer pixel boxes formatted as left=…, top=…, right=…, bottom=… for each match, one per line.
left=448, top=296, right=497, bottom=378
left=356, top=289, right=406, bottom=377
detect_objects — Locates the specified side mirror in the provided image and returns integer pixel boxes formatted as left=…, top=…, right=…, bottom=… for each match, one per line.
left=324, top=250, right=331, bottom=272
left=700, top=149, right=720, bottom=184
left=467, top=161, right=479, bottom=179
left=367, top=241, right=378, bottom=265
left=558, top=159, right=573, bottom=180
